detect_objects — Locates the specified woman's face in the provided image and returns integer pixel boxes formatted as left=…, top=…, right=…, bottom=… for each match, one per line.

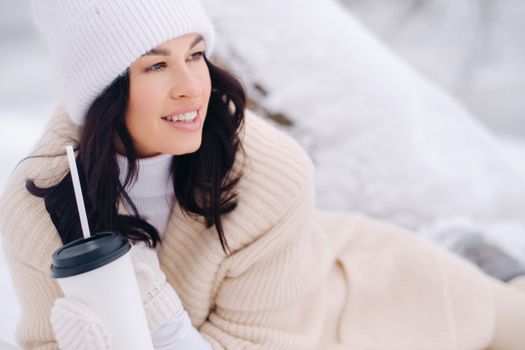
left=126, top=33, right=211, bottom=158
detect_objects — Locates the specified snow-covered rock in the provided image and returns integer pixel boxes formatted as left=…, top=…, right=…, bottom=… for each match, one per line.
left=202, top=0, right=525, bottom=261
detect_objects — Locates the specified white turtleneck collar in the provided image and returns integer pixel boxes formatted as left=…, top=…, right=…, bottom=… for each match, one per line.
left=116, top=153, right=175, bottom=236
left=116, top=153, right=174, bottom=198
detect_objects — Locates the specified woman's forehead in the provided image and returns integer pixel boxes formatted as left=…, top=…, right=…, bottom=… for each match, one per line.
left=142, top=34, right=204, bottom=57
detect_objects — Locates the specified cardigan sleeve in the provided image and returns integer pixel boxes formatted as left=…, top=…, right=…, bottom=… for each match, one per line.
left=2, top=246, right=61, bottom=350
left=0, top=106, right=178, bottom=348
left=194, top=113, right=335, bottom=349
left=198, top=188, right=333, bottom=349
left=0, top=181, right=189, bottom=349
left=0, top=147, right=66, bottom=349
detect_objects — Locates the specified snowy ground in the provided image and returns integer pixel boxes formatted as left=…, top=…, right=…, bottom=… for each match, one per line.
left=1, top=0, right=524, bottom=346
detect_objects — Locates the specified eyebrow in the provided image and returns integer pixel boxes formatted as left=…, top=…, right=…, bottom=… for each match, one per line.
left=141, top=35, right=204, bottom=57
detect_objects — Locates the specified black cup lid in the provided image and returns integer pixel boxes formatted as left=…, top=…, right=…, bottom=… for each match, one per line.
left=50, top=231, right=131, bottom=278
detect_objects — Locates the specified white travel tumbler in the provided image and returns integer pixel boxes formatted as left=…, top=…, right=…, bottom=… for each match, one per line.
left=50, top=231, right=154, bottom=350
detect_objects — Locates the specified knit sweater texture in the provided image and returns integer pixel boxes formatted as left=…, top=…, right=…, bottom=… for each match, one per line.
left=0, top=107, right=497, bottom=349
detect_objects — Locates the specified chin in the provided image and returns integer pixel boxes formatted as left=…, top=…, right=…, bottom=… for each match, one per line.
left=167, top=139, right=203, bottom=156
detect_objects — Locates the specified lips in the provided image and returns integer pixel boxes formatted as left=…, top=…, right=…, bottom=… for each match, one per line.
left=162, top=105, right=202, bottom=119
left=161, top=110, right=198, bottom=122
left=161, top=108, right=202, bottom=132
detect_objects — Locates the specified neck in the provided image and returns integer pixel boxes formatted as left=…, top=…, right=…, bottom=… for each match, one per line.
left=116, top=153, right=175, bottom=235
left=116, top=153, right=174, bottom=198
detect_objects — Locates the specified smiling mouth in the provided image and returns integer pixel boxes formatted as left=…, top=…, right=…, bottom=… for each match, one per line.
left=161, top=110, right=198, bottom=123
left=160, top=109, right=202, bottom=132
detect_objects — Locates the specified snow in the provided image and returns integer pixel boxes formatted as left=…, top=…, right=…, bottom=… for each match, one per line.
left=340, top=0, right=525, bottom=137
left=201, top=0, right=525, bottom=258
left=1, top=0, right=524, bottom=346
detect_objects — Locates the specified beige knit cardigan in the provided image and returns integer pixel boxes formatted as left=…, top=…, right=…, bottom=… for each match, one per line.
left=0, top=107, right=496, bottom=349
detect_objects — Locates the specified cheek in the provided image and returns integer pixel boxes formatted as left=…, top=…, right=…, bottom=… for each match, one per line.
left=129, top=80, right=157, bottom=115
left=198, top=64, right=212, bottom=100
left=126, top=79, right=163, bottom=131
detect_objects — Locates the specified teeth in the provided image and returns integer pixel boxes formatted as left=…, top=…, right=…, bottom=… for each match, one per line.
left=163, top=111, right=197, bottom=122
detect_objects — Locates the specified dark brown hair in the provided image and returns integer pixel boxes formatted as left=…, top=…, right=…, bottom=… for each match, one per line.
left=26, top=56, right=246, bottom=255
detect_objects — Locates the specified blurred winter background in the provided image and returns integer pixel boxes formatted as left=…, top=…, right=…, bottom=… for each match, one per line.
left=1, top=0, right=524, bottom=346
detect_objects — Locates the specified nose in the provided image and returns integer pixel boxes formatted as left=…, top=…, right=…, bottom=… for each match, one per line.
left=169, top=66, right=202, bottom=99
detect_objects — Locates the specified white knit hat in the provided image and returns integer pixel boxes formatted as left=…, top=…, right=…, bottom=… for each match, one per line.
left=32, top=0, right=215, bottom=125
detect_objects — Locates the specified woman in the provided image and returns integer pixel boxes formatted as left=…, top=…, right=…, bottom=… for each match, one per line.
left=0, top=0, right=524, bottom=349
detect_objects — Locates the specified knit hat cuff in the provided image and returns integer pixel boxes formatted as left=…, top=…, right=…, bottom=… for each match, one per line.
left=33, top=0, right=215, bottom=124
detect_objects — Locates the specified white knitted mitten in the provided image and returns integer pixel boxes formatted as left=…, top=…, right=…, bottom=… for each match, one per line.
left=130, top=242, right=184, bottom=332
left=50, top=297, right=111, bottom=350
left=131, top=241, right=170, bottom=303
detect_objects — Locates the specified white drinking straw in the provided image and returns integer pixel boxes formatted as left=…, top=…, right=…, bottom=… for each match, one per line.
left=66, top=145, right=91, bottom=239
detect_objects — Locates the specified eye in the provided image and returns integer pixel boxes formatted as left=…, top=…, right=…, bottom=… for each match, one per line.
left=188, top=51, right=205, bottom=61
left=145, top=62, right=167, bottom=72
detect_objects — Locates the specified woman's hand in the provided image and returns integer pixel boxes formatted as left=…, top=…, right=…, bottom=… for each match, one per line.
left=50, top=241, right=184, bottom=349
left=50, top=297, right=111, bottom=350
left=130, top=241, right=183, bottom=314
